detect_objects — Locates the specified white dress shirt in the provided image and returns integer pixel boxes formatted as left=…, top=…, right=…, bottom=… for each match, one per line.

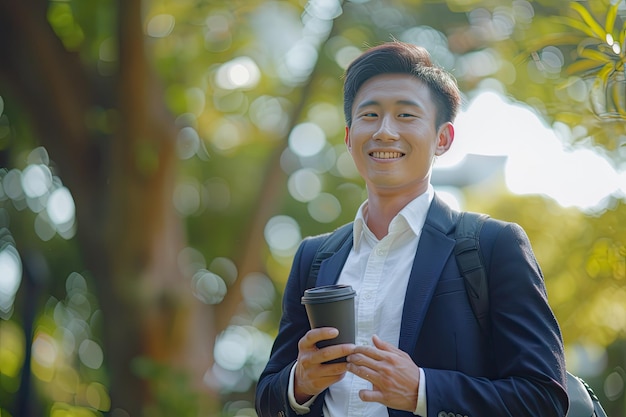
left=289, top=186, right=434, bottom=416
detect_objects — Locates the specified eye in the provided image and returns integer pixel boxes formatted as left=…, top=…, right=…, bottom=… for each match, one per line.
left=398, top=112, right=417, bottom=118
left=359, top=112, right=378, bottom=118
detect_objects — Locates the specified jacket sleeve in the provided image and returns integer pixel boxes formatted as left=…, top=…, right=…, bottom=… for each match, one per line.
left=422, top=221, right=569, bottom=417
left=255, top=236, right=326, bottom=417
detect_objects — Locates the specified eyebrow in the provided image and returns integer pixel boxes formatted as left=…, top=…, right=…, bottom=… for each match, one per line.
left=355, top=99, right=423, bottom=111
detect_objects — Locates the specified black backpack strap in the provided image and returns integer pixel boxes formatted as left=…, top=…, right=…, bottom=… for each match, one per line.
left=454, top=211, right=490, bottom=336
left=306, top=223, right=353, bottom=289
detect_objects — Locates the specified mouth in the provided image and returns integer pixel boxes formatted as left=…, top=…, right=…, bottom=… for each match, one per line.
left=369, top=151, right=405, bottom=159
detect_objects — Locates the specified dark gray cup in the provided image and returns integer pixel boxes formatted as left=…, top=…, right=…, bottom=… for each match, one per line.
left=301, top=284, right=356, bottom=363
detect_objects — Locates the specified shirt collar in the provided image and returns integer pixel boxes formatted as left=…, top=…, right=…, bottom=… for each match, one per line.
left=353, top=185, right=434, bottom=249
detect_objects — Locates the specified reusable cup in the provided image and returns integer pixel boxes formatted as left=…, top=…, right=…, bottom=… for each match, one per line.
left=301, top=284, right=356, bottom=363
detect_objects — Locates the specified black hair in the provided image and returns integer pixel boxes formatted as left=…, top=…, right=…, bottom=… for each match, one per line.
left=343, top=41, right=461, bottom=128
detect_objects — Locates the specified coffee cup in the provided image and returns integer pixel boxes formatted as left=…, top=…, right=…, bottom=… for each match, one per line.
left=301, top=284, right=356, bottom=362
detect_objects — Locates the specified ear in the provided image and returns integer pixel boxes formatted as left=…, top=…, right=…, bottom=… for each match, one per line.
left=344, top=126, right=352, bottom=151
left=435, top=122, right=454, bottom=156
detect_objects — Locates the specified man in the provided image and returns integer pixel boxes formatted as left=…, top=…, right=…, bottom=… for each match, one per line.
left=255, top=41, right=568, bottom=417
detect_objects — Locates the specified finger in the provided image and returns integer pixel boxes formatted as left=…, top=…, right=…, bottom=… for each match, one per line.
left=297, top=359, right=349, bottom=379
left=359, top=388, right=385, bottom=403
left=299, top=327, right=339, bottom=350
left=346, top=361, right=376, bottom=383
left=349, top=343, right=384, bottom=362
left=372, top=334, right=396, bottom=351
left=311, top=327, right=340, bottom=343
left=317, top=343, right=356, bottom=365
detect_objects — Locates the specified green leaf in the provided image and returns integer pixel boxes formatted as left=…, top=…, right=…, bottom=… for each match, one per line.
left=578, top=48, right=613, bottom=63
left=605, top=1, right=619, bottom=36
left=566, top=59, right=604, bottom=75
left=598, top=63, right=616, bottom=84
left=560, top=15, right=599, bottom=38
left=570, top=2, right=606, bottom=40
left=526, top=31, right=587, bottom=50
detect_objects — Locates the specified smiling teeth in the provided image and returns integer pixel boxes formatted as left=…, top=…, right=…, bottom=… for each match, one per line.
left=371, top=151, right=403, bottom=159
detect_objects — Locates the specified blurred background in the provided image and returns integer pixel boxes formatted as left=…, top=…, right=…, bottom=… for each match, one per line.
left=0, top=0, right=625, bottom=416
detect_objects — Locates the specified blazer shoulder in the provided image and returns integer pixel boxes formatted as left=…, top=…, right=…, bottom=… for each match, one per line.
left=300, top=222, right=353, bottom=252
left=295, top=223, right=353, bottom=273
left=479, top=216, right=529, bottom=244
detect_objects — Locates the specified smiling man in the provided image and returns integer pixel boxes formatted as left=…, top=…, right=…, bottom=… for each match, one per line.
left=345, top=71, right=452, bottom=240
left=255, top=41, right=568, bottom=417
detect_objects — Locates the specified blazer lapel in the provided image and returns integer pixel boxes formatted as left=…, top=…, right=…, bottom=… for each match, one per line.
left=398, top=196, right=458, bottom=354
left=312, top=195, right=459, bottom=354
left=316, top=237, right=353, bottom=287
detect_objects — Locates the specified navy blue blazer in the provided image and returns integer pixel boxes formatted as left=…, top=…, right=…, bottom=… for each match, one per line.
left=255, top=195, right=568, bottom=417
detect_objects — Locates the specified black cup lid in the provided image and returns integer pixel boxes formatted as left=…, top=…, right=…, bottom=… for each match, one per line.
left=301, top=284, right=356, bottom=304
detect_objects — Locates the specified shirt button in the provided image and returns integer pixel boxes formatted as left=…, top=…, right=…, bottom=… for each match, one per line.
left=364, top=293, right=372, bottom=300
left=376, top=248, right=385, bottom=256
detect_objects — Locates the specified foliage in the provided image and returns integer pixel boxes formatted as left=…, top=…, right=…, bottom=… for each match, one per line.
left=510, top=0, right=626, bottom=155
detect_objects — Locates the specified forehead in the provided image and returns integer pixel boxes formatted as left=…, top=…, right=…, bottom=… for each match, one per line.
left=353, top=73, right=433, bottom=108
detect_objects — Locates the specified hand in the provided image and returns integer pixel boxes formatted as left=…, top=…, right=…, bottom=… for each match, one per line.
left=346, top=334, right=420, bottom=412
left=294, top=327, right=356, bottom=404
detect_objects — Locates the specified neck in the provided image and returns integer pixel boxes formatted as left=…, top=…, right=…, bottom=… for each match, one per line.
left=365, top=188, right=428, bottom=239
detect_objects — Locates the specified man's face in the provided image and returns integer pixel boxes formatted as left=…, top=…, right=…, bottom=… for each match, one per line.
left=345, top=73, right=454, bottom=199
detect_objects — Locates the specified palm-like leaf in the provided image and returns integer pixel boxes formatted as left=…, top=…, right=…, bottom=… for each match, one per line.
left=570, top=2, right=607, bottom=40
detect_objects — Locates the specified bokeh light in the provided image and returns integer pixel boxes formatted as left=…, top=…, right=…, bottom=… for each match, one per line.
left=0, top=244, right=22, bottom=318
left=17, top=271, right=110, bottom=414
left=307, top=192, right=341, bottom=223
left=192, top=269, right=227, bottom=305
left=249, top=96, right=290, bottom=136
left=146, top=14, right=175, bottom=38
left=0, top=147, right=77, bottom=243
left=334, top=44, right=362, bottom=69
left=210, top=118, right=244, bottom=152
left=241, top=272, right=275, bottom=311
left=335, top=147, right=360, bottom=179
left=288, top=122, right=326, bottom=158
left=173, top=179, right=202, bottom=216
left=32, top=331, right=58, bottom=379
left=0, top=319, right=25, bottom=380
left=264, top=215, right=301, bottom=258
left=203, top=12, right=233, bottom=52
left=307, top=102, right=344, bottom=137
left=78, top=339, right=104, bottom=370
left=85, top=382, right=111, bottom=411
left=400, top=26, right=454, bottom=70
left=306, top=0, right=343, bottom=21
left=209, top=325, right=273, bottom=393
left=48, top=187, right=75, bottom=226
left=209, top=257, right=238, bottom=286
left=604, top=369, right=625, bottom=401
left=177, top=246, right=207, bottom=278
left=176, top=126, right=201, bottom=160
left=282, top=41, right=319, bottom=83
left=22, top=164, right=52, bottom=199
left=215, top=57, right=261, bottom=90
left=288, top=168, right=322, bottom=202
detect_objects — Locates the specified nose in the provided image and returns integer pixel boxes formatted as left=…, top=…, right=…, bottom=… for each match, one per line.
left=373, top=115, right=400, bottom=141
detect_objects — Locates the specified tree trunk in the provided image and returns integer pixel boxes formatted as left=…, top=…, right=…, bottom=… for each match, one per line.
left=0, top=0, right=216, bottom=415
